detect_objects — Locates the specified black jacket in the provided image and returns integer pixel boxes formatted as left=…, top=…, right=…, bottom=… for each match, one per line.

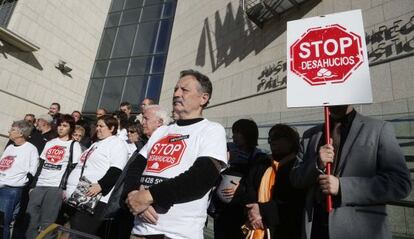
left=245, top=157, right=305, bottom=239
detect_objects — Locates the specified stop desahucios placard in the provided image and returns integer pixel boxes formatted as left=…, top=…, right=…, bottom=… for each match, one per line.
left=287, top=10, right=372, bottom=107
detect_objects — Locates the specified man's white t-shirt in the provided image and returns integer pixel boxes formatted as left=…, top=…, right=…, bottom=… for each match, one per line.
left=66, top=135, right=128, bottom=203
left=132, top=119, right=227, bottom=239
left=0, top=142, right=39, bottom=187
left=36, top=138, right=82, bottom=187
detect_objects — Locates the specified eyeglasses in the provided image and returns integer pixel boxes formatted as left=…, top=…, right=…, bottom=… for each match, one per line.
left=128, top=130, right=137, bottom=133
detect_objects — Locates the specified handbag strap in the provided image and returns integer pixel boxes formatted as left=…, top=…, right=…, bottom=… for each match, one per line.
left=58, top=140, right=75, bottom=188
left=68, top=140, right=75, bottom=165
left=65, top=140, right=75, bottom=171
left=80, top=146, right=95, bottom=178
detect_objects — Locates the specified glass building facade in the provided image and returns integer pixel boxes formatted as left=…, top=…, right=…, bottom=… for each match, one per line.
left=82, top=0, right=176, bottom=113
left=0, top=0, right=17, bottom=26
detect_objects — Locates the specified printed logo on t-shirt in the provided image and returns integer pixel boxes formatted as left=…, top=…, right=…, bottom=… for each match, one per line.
left=140, top=175, right=167, bottom=188
left=145, top=134, right=187, bottom=173
left=43, top=163, right=63, bottom=171
left=0, top=155, right=16, bottom=171
left=46, top=145, right=66, bottom=163
left=79, top=146, right=96, bottom=164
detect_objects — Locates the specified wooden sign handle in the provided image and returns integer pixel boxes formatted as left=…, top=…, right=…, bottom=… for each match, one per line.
left=324, top=106, right=333, bottom=213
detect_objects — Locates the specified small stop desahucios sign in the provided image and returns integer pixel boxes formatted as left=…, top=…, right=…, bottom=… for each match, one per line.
left=287, top=10, right=372, bottom=107
left=146, top=134, right=187, bottom=173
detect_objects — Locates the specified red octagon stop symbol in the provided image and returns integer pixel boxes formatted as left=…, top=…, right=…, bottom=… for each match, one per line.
left=290, top=24, right=364, bottom=86
left=146, top=134, right=187, bottom=173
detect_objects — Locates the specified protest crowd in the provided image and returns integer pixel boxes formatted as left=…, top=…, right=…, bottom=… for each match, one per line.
left=0, top=69, right=411, bottom=239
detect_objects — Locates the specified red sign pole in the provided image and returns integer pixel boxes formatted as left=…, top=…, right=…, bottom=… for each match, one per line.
left=324, top=106, right=333, bottom=213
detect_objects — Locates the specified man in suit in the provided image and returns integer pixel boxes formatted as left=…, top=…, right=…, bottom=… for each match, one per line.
left=290, top=105, right=411, bottom=239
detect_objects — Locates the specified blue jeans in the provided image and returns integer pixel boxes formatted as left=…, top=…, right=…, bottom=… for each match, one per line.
left=0, top=187, right=22, bottom=239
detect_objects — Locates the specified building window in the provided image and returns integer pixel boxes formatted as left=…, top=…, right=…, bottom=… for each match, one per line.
left=0, top=0, right=17, bottom=27
left=83, top=0, right=176, bottom=113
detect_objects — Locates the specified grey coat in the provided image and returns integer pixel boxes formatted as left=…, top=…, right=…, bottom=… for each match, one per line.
left=290, top=113, right=412, bottom=239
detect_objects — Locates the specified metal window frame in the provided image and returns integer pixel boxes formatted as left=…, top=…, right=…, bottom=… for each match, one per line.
left=83, top=0, right=176, bottom=112
left=0, top=0, right=17, bottom=27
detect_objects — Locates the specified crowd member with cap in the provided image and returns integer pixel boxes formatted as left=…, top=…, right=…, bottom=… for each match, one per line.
left=36, top=114, right=58, bottom=150
left=126, top=69, right=227, bottom=239
left=0, top=120, right=39, bottom=239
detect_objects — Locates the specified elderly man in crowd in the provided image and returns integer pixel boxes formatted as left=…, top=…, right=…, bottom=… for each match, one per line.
left=117, top=105, right=171, bottom=239
left=36, top=114, right=58, bottom=150
left=6, top=114, right=43, bottom=154
left=142, top=105, right=170, bottom=138
left=0, top=120, right=39, bottom=239
left=126, top=70, right=227, bottom=239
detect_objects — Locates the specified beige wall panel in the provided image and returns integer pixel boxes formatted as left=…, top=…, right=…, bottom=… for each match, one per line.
left=0, top=0, right=112, bottom=151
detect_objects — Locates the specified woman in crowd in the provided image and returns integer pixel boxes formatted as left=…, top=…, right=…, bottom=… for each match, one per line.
left=25, top=114, right=82, bottom=239
left=244, top=124, right=304, bottom=239
left=65, top=115, right=129, bottom=236
left=213, top=119, right=267, bottom=239
left=126, top=123, right=146, bottom=157
left=0, top=121, right=39, bottom=239
left=104, top=122, right=147, bottom=239
left=112, top=110, right=129, bottom=141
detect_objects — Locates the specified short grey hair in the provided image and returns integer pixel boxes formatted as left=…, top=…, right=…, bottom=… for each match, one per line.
left=180, top=69, right=212, bottom=108
left=12, top=120, right=33, bottom=139
left=37, top=114, right=53, bottom=124
left=145, top=105, right=171, bottom=126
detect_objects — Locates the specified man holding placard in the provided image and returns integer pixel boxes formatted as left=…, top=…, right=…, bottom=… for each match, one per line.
left=287, top=10, right=412, bottom=239
left=290, top=105, right=411, bottom=238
